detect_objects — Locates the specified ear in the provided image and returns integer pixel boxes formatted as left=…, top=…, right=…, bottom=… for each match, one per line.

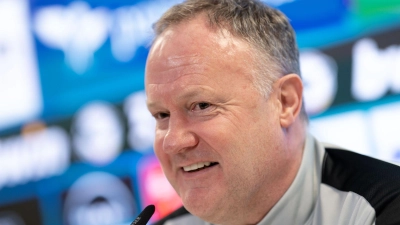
left=275, top=74, right=303, bottom=128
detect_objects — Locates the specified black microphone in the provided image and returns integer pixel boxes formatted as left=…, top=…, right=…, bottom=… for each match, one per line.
left=130, top=205, right=155, bottom=225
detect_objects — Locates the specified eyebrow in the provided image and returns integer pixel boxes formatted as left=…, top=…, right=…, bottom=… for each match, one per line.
left=178, top=87, right=207, bottom=100
left=146, top=101, right=157, bottom=110
left=146, top=86, right=213, bottom=109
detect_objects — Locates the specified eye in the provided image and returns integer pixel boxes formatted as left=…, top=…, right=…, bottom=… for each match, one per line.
left=192, top=102, right=211, bottom=111
left=153, top=112, right=170, bottom=120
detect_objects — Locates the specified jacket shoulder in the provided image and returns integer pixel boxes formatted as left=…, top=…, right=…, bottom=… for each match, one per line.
left=322, top=148, right=400, bottom=224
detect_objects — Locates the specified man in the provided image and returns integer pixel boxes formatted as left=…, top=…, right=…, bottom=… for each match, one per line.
left=144, top=0, right=400, bottom=224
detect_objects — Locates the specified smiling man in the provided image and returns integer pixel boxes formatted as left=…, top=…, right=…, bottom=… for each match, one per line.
left=144, top=1, right=400, bottom=225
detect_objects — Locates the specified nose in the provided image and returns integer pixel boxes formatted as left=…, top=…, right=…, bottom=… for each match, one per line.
left=162, top=115, right=198, bottom=154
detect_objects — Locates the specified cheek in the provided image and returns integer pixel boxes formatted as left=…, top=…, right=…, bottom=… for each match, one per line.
left=153, top=133, right=177, bottom=186
left=153, top=131, right=170, bottom=166
left=197, top=120, right=250, bottom=168
left=194, top=121, right=234, bottom=153
left=153, top=132, right=163, bottom=153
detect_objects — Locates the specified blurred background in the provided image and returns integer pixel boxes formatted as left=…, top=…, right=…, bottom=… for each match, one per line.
left=0, top=0, right=399, bottom=224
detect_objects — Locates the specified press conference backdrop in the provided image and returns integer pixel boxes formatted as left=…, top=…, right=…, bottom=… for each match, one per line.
left=0, top=0, right=399, bottom=224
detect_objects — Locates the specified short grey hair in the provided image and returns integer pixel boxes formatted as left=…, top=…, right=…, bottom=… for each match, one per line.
left=153, top=0, right=306, bottom=119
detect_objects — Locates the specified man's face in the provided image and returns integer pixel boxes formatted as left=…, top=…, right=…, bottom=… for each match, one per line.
left=145, top=16, right=291, bottom=224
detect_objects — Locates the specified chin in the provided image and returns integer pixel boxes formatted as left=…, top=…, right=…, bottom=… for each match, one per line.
left=184, top=198, right=229, bottom=225
left=187, top=207, right=221, bottom=224
left=184, top=196, right=215, bottom=219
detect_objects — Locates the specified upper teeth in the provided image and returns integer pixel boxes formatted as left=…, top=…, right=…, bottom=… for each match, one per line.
left=183, top=162, right=212, bottom=172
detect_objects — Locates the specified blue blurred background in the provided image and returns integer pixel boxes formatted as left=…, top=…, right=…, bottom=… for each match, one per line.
left=0, top=0, right=399, bottom=224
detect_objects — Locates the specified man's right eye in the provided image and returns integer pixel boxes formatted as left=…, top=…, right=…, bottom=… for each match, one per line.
left=154, top=112, right=170, bottom=120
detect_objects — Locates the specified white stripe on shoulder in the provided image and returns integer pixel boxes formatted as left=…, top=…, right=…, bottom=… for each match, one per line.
left=317, top=183, right=375, bottom=225
left=164, top=213, right=207, bottom=225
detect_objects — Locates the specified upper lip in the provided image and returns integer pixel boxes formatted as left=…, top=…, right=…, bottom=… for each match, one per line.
left=182, top=161, right=213, bottom=171
left=180, top=160, right=215, bottom=167
left=179, top=160, right=217, bottom=169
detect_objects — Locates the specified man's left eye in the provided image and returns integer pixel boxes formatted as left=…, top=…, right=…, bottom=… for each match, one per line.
left=193, top=102, right=211, bottom=111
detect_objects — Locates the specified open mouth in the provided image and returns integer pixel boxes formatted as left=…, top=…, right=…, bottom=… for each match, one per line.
left=183, top=162, right=219, bottom=173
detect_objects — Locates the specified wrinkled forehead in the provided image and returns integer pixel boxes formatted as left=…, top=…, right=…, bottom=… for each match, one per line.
left=150, top=14, right=240, bottom=55
left=145, top=15, right=253, bottom=81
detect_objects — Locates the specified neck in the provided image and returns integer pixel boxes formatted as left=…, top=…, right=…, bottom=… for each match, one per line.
left=241, top=122, right=306, bottom=225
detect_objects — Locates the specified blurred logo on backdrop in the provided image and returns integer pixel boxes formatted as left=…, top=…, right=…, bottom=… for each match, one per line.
left=308, top=28, right=400, bottom=161
left=71, top=101, right=124, bottom=166
left=0, top=199, right=42, bottom=225
left=34, top=1, right=109, bottom=74
left=63, top=172, right=137, bottom=225
left=124, top=91, right=155, bottom=153
left=300, top=50, right=338, bottom=115
left=0, top=90, right=156, bottom=191
left=0, top=0, right=42, bottom=130
left=0, top=125, right=70, bottom=190
left=33, top=0, right=184, bottom=74
left=352, top=38, right=400, bottom=101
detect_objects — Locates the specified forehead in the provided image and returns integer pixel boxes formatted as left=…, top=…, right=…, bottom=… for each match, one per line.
left=146, top=15, right=255, bottom=82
